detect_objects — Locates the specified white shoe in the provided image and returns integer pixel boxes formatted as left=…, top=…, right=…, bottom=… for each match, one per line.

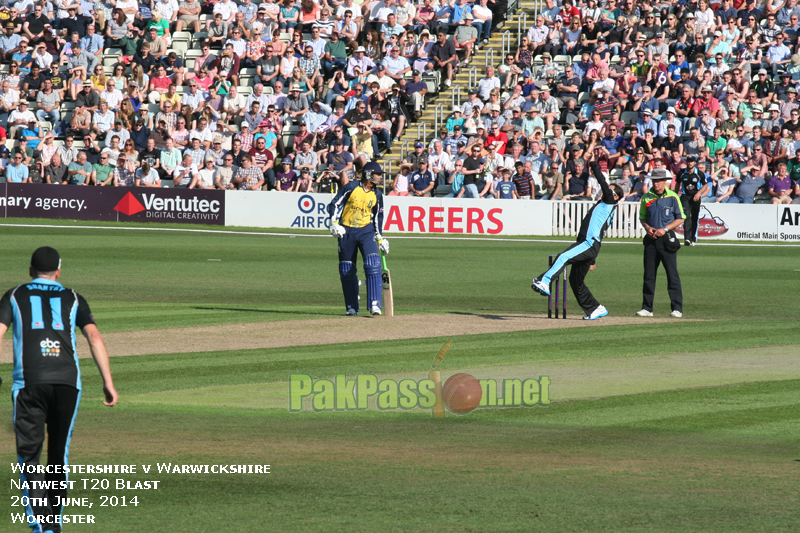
left=445, top=79, right=451, bottom=87
left=531, top=278, right=550, bottom=296
left=636, top=309, right=653, bottom=317
left=370, top=305, right=382, bottom=316
left=345, top=307, right=358, bottom=316
left=462, top=60, right=469, bottom=67
left=482, top=39, right=489, bottom=44
left=583, top=305, right=608, bottom=320
left=670, top=310, right=683, bottom=318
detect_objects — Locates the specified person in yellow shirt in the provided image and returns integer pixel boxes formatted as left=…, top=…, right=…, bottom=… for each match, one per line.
left=351, top=122, right=375, bottom=169
left=327, top=162, right=389, bottom=316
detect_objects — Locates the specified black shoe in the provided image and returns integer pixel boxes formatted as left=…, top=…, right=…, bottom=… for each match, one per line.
left=684, top=240, right=692, bottom=246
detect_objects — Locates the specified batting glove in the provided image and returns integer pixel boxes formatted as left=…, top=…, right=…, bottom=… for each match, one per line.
left=330, top=222, right=346, bottom=238
left=378, top=238, right=390, bottom=255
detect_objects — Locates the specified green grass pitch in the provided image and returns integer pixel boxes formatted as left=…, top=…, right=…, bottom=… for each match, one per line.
left=0, top=220, right=798, bottom=532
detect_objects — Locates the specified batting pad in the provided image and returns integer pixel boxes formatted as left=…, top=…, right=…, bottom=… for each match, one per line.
left=339, top=261, right=360, bottom=311
left=364, top=254, right=382, bottom=309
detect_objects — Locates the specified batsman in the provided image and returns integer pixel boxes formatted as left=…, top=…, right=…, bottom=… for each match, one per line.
left=328, top=162, right=389, bottom=316
left=532, top=162, right=623, bottom=320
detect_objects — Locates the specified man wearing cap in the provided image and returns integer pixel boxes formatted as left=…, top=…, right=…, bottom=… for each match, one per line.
left=404, top=70, right=427, bottom=118
left=761, top=103, right=785, bottom=132
left=780, top=87, right=799, bottom=118
left=0, top=23, right=23, bottom=61
left=283, top=84, right=310, bottom=125
left=692, top=86, right=721, bottom=119
left=635, top=109, right=659, bottom=137
left=453, top=13, right=478, bottom=67
left=444, top=125, right=468, bottom=156
left=637, top=169, right=685, bottom=317
left=73, top=80, right=99, bottom=112
left=751, top=69, right=775, bottom=107
left=346, top=47, right=376, bottom=78
left=2, top=247, right=118, bottom=533
left=408, top=159, right=435, bottom=196
left=765, top=124, right=789, bottom=168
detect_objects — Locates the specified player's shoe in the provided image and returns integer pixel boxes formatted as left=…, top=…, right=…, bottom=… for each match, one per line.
left=531, top=278, right=550, bottom=296
left=670, top=310, right=683, bottom=318
left=345, top=307, right=358, bottom=316
left=583, top=305, right=608, bottom=320
left=635, top=309, right=653, bottom=317
left=370, top=305, right=382, bottom=316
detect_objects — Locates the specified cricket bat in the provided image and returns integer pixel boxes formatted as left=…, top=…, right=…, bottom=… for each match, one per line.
left=381, top=252, right=394, bottom=317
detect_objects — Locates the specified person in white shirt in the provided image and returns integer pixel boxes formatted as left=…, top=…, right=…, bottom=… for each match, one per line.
left=213, top=0, right=238, bottom=24
left=476, top=66, right=500, bottom=102
left=100, top=81, right=124, bottom=111
left=190, top=117, right=214, bottom=149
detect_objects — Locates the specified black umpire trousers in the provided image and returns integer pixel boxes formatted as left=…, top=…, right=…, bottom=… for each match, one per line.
left=642, top=237, right=683, bottom=313
left=13, top=384, right=81, bottom=533
left=681, top=194, right=701, bottom=243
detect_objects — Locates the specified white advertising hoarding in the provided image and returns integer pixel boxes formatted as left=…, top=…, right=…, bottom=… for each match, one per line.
left=224, top=192, right=553, bottom=236
left=223, top=191, right=800, bottom=241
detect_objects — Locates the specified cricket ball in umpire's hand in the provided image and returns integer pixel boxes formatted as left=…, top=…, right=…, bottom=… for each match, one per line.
left=443, top=373, right=482, bottom=414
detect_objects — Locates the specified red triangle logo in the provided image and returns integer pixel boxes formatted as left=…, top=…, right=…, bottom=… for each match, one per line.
left=114, top=192, right=146, bottom=216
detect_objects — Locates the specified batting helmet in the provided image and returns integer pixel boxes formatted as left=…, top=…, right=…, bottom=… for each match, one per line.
left=361, top=162, right=384, bottom=186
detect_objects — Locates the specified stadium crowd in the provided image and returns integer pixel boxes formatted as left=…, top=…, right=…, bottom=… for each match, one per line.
left=0, top=0, right=507, bottom=190
left=0, top=0, right=798, bottom=204
left=389, top=0, right=800, bottom=203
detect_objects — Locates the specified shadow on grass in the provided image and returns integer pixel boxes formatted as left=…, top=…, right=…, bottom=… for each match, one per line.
left=193, top=306, right=335, bottom=317
left=448, top=311, right=520, bottom=320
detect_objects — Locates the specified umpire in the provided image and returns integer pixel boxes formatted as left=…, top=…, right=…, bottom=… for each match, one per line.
left=638, top=170, right=686, bottom=318
left=0, top=247, right=118, bottom=533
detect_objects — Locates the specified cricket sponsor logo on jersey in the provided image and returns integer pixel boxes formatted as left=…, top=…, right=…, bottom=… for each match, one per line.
left=40, top=338, right=61, bottom=357
left=291, top=194, right=332, bottom=229
left=288, top=340, right=550, bottom=416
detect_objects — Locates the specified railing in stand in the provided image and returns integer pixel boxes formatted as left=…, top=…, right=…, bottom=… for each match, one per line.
left=501, top=30, right=512, bottom=62
left=434, top=103, right=444, bottom=133
left=517, top=12, right=527, bottom=46
left=485, top=47, right=494, bottom=68
left=416, top=121, right=427, bottom=142
left=468, top=66, right=478, bottom=90
left=400, top=139, right=410, bottom=161
left=451, top=84, right=463, bottom=109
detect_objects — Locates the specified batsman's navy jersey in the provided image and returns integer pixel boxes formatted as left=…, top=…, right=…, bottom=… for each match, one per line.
left=0, top=278, right=94, bottom=391
left=328, top=182, right=385, bottom=235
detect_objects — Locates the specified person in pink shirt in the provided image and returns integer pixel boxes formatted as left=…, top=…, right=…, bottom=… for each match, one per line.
left=692, top=86, right=721, bottom=119
left=388, top=162, right=411, bottom=196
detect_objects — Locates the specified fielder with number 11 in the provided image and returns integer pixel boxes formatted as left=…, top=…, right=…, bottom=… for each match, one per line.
left=328, top=162, right=390, bottom=316
left=532, top=162, right=623, bottom=320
